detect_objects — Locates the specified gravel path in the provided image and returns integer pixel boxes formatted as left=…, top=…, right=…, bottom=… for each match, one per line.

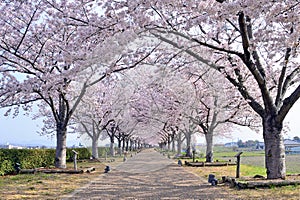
left=63, top=149, right=237, bottom=200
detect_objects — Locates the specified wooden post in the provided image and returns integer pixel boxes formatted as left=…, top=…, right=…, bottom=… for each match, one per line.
left=192, top=150, right=195, bottom=162
left=235, top=152, right=243, bottom=178
left=72, top=150, right=78, bottom=170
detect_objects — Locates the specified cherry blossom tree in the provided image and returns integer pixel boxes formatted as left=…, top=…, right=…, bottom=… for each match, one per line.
left=129, top=63, right=252, bottom=160
left=93, top=72, right=142, bottom=156
left=175, top=131, right=183, bottom=155
left=0, top=1, right=106, bottom=168
left=128, top=65, right=198, bottom=154
left=0, top=1, right=153, bottom=168
left=115, top=121, right=138, bottom=154
left=178, top=116, right=199, bottom=157
left=156, top=123, right=179, bottom=152
left=105, top=0, right=300, bottom=179
left=73, top=78, right=116, bottom=159
left=187, top=68, right=259, bottom=162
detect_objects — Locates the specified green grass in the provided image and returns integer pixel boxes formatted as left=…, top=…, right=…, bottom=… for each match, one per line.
left=187, top=164, right=266, bottom=179
left=195, top=146, right=265, bottom=157
left=185, top=146, right=300, bottom=175
left=240, top=164, right=266, bottom=177
left=214, top=150, right=265, bottom=157
left=0, top=173, right=53, bottom=185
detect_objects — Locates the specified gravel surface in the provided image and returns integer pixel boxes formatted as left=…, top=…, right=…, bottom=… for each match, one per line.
left=62, top=149, right=238, bottom=200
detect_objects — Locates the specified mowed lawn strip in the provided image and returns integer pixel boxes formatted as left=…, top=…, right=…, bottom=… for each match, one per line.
left=0, top=158, right=123, bottom=200
left=1, top=152, right=300, bottom=200
left=188, top=165, right=300, bottom=200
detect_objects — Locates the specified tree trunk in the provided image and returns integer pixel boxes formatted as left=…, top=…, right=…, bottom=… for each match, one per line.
left=133, top=140, right=136, bottom=150
left=126, top=139, right=129, bottom=151
left=91, top=137, right=99, bottom=159
left=55, top=126, right=67, bottom=168
left=172, top=137, right=175, bottom=152
left=110, top=137, right=115, bottom=157
left=130, top=139, right=133, bottom=151
left=177, top=132, right=182, bottom=155
left=118, top=139, right=122, bottom=155
left=205, top=132, right=214, bottom=162
left=185, top=133, right=192, bottom=157
left=138, top=140, right=141, bottom=149
left=55, top=94, right=68, bottom=169
left=263, top=115, right=286, bottom=179
left=122, top=138, right=126, bottom=152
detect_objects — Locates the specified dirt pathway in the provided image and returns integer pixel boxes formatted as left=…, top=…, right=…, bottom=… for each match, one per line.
left=62, top=149, right=237, bottom=199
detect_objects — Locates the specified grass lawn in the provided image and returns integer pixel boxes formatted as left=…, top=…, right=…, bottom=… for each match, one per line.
left=185, top=147, right=300, bottom=200
left=1, top=149, right=299, bottom=200
left=188, top=164, right=300, bottom=200
left=0, top=156, right=123, bottom=200
left=187, top=161, right=300, bottom=200
left=188, top=146, right=300, bottom=174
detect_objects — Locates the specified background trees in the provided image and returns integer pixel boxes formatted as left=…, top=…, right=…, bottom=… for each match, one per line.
left=128, top=66, right=192, bottom=152
left=73, top=79, right=116, bottom=159
left=0, top=1, right=152, bottom=168
left=187, top=68, right=259, bottom=162
left=0, top=1, right=108, bottom=168
left=105, top=0, right=300, bottom=179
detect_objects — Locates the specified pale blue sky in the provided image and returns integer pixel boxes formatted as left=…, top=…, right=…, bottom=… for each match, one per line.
left=1, top=102, right=300, bottom=146
left=0, top=109, right=80, bottom=147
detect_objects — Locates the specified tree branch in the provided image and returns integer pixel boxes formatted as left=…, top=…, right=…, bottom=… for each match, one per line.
left=277, top=83, right=300, bottom=122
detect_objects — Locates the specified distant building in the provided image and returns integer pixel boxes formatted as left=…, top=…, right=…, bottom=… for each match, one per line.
left=195, top=143, right=205, bottom=147
left=26, top=145, right=40, bottom=149
left=256, top=142, right=265, bottom=150
left=0, top=143, right=23, bottom=149
left=252, top=140, right=300, bottom=153
left=284, top=139, right=300, bottom=147
left=224, top=142, right=238, bottom=147
left=284, top=139, right=300, bottom=154
left=288, top=146, right=300, bottom=154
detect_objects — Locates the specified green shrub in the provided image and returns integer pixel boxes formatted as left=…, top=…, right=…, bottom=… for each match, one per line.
left=0, top=159, right=14, bottom=176
left=0, top=149, right=55, bottom=175
left=98, top=147, right=109, bottom=157
left=66, top=148, right=92, bottom=161
left=17, top=149, right=55, bottom=169
left=0, top=148, right=91, bottom=175
left=0, top=149, right=17, bottom=175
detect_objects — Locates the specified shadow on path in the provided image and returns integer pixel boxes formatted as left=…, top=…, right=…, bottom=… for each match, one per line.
left=62, top=149, right=236, bottom=199
left=114, top=148, right=174, bottom=173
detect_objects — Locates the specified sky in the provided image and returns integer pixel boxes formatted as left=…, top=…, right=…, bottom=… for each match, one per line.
left=0, top=109, right=79, bottom=147
left=1, top=100, right=300, bottom=147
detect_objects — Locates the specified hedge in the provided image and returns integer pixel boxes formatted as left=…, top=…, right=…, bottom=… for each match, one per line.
left=0, top=148, right=91, bottom=176
left=66, top=148, right=92, bottom=162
